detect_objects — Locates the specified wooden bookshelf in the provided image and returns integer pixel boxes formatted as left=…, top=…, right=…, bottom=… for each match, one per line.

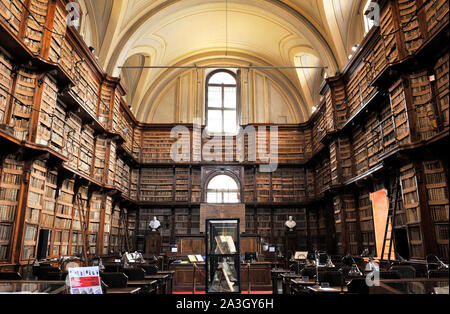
left=423, top=159, right=449, bottom=259
left=0, top=153, right=23, bottom=261
left=434, top=52, right=449, bottom=129
left=358, top=188, right=376, bottom=255
left=0, top=49, right=12, bottom=124
left=0, top=0, right=23, bottom=37
left=140, top=168, right=174, bottom=202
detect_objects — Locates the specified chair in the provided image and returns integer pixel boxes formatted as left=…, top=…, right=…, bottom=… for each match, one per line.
left=408, top=263, right=428, bottom=278
left=124, top=268, right=146, bottom=281
left=104, top=264, right=123, bottom=273
left=347, top=278, right=369, bottom=294
left=391, top=265, right=416, bottom=279
left=100, top=272, right=128, bottom=288
left=0, top=272, right=22, bottom=280
left=141, top=265, right=158, bottom=276
left=35, top=265, right=63, bottom=280
left=428, top=270, right=449, bottom=278
left=379, top=270, right=401, bottom=279
left=318, top=271, right=344, bottom=287
left=300, top=267, right=317, bottom=279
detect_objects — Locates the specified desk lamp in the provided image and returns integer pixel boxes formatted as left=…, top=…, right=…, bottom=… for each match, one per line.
left=346, top=254, right=363, bottom=278
left=436, top=256, right=449, bottom=270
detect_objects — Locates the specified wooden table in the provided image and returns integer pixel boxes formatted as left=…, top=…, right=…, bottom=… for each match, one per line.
left=144, top=275, right=169, bottom=294
left=127, top=279, right=157, bottom=294
left=107, top=287, right=141, bottom=294
left=306, top=286, right=348, bottom=294
left=280, top=273, right=302, bottom=294
left=157, top=270, right=175, bottom=294
left=271, top=269, right=289, bottom=294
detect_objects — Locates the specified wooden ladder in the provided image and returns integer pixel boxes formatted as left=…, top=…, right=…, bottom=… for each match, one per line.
left=76, top=193, right=90, bottom=266
left=380, top=176, right=401, bottom=262
left=119, top=208, right=131, bottom=252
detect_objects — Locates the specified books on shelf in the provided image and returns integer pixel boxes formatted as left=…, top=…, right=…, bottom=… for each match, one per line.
left=0, top=0, right=23, bottom=36
left=0, top=50, right=12, bottom=123
left=24, top=0, right=48, bottom=55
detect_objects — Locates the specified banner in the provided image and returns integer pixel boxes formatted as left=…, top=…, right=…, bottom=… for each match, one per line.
left=68, top=266, right=102, bottom=294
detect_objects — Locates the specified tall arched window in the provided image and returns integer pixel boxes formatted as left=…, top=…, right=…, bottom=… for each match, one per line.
left=206, top=70, right=237, bottom=134
left=206, top=174, right=240, bottom=204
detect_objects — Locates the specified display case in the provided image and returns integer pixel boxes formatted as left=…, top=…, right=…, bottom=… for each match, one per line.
left=205, top=219, right=240, bottom=294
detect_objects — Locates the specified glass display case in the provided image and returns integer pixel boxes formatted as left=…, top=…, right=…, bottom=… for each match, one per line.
left=206, top=219, right=240, bottom=294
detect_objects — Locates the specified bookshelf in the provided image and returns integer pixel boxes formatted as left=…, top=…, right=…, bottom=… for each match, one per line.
left=78, top=126, right=94, bottom=176
left=48, top=2, right=66, bottom=64
left=191, top=168, right=201, bottom=203
left=358, top=188, right=376, bottom=255
left=0, top=49, right=12, bottom=124
left=23, top=0, right=48, bottom=55
left=380, top=1, right=399, bottom=64
left=175, top=168, right=189, bottom=202
left=102, top=196, right=112, bottom=255
left=244, top=167, right=255, bottom=203
left=410, top=71, right=439, bottom=141
left=88, top=193, right=102, bottom=255
left=423, top=159, right=449, bottom=259
left=106, top=140, right=116, bottom=186
left=0, top=153, right=23, bottom=261
left=256, top=172, right=270, bottom=203
left=0, top=0, right=23, bottom=36
left=174, top=208, right=189, bottom=235
left=41, top=170, right=57, bottom=230
left=140, top=168, right=174, bottom=202
left=424, top=0, right=449, bottom=37
left=10, top=67, right=36, bottom=141
left=434, top=52, right=449, bottom=129
left=255, top=208, right=271, bottom=241
left=64, top=112, right=82, bottom=170
left=398, top=0, right=422, bottom=55
left=94, top=136, right=107, bottom=182
left=333, top=195, right=344, bottom=255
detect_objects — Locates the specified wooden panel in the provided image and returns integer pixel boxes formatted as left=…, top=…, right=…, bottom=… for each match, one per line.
left=200, top=204, right=245, bottom=233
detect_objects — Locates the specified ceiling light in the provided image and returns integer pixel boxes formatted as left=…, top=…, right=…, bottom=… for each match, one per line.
left=352, top=44, right=360, bottom=52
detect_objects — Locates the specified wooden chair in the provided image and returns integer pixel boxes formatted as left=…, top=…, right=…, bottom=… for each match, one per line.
left=100, top=272, right=128, bottom=288
left=318, top=271, right=344, bottom=287
left=347, top=278, right=369, bottom=294
left=123, top=268, right=146, bottom=281
left=300, top=267, right=317, bottom=279
left=391, top=265, right=416, bottom=278
left=141, top=264, right=158, bottom=276
left=428, top=270, right=449, bottom=278
left=0, top=272, right=22, bottom=280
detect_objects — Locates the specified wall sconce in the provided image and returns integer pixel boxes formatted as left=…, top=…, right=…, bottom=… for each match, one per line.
left=88, top=46, right=95, bottom=54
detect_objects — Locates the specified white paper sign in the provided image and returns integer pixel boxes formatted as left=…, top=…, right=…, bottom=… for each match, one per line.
left=68, top=266, right=102, bottom=294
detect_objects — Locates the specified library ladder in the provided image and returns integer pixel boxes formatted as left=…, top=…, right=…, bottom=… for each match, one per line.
left=76, top=193, right=90, bottom=266
left=380, top=175, right=401, bottom=262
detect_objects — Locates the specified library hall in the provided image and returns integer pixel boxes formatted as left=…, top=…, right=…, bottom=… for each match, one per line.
left=0, top=0, right=448, bottom=297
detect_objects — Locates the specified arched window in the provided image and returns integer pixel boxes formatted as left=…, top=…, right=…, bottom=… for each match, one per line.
left=206, top=174, right=240, bottom=203
left=206, top=70, right=237, bottom=134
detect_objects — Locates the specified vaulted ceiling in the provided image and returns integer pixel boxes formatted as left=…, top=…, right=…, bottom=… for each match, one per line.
left=78, top=0, right=368, bottom=122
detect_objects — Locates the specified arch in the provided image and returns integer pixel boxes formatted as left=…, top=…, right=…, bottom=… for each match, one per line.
left=104, top=0, right=340, bottom=76
left=140, top=52, right=308, bottom=123
left=204, top=172, right=241, bottom=204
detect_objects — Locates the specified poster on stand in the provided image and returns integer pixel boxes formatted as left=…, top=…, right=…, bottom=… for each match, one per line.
left=68, top=266, right=102, bottom=294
